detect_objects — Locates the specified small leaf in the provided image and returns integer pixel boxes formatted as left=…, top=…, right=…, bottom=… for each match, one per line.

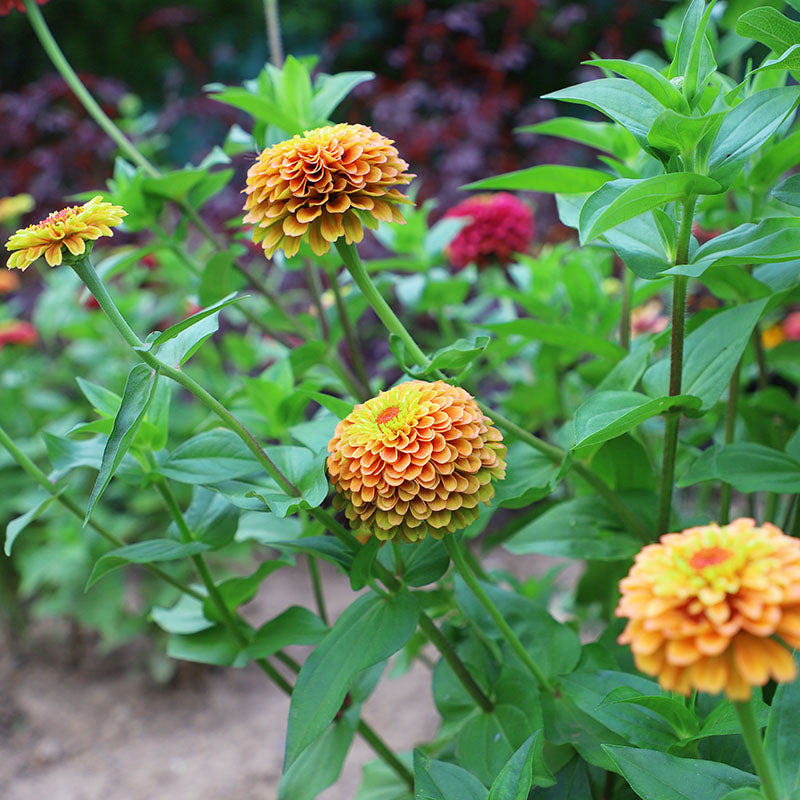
left=413, top=750, right=488, bottom=800
left=247, top=606, right=329, bottom=660
left=87, top=539, right=211, bottom=588
left=149, top=292, right=243, bottom=347
left=86, top=363, right=159, bottom=521
left=488, top=731, right=552, bottom=800
left=464, top=165, right=612, bottom=194
left=5, top=491, right=64, bottom=555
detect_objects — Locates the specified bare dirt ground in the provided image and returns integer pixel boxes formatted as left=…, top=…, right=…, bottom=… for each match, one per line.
left=0, top=552, right=573, bottom=800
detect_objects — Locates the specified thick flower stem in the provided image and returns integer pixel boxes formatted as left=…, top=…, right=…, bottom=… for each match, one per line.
left=734, top=699, right=780, bottom=800
left=0, top=423, right=203, bottom=600
left=336, top=241, right=652, bottom=542
left=263, top=0, right=284, bottom=67
left=619, top=266, right=633, bottom=351
left=719, top=361, right=741, bottom=525
left=444, top=536, right=554, bottom=693
left=417, top=612, right=494, bottom=712
left=656, top=198, right=696, bottom=535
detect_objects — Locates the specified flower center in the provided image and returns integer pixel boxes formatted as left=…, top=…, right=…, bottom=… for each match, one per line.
left=375, top=405, right=400, bottom=425
left=37, top=207, right=73, bottom=227
left=689, top=546, right=732, bottom=570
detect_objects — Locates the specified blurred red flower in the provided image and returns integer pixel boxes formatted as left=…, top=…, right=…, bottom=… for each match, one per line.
left=0, top=0, right=47, bottom=15
left=0, top=320, right=38, bottom=348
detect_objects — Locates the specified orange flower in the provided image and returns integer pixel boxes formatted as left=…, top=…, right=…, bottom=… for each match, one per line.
left=616, top=518, right=800, bottom=700
left=243, top=123, right=414, bottom=258
left=327, top=380, right=506, bottom=543
left=5, top=196, right=126, bottom=271
left=0, top=270, right=20, bottom=294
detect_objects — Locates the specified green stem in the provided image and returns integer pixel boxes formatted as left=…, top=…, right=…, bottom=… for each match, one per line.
left=337, top=241, right=651, bottom=542
left=656, top=198, right=696, bottom=535
left=719, top=361, right=741, bottom=525
left=734, top=699, right=780, bottom=800
left=355, top=721, right=414, bottom=788
left=417, top=612, right=494, bottom=712
left=444, top=536, right=554, bottom=693
left=307, top=555, right=329, bottom=625
left=23, top=0, right=159, bottom=177
left=752, top=325, right=769, bottom=390
left=0, top=423, right=202, bottom=600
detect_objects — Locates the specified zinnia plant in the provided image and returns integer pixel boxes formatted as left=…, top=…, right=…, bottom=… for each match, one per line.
left=4, top=2, right=800, bottom=800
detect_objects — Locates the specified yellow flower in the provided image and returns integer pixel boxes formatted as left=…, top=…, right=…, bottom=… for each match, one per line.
left=761, top=323, right=785, bottom=350
left=327, top=380, right=506, bottom=543
left=5, top=196, right=126, bottom=271
left=616, top=518, right=800, bottom=700
left=0, top=194, right=34, bottom=224
left=243, top=123, right=414, bottom=259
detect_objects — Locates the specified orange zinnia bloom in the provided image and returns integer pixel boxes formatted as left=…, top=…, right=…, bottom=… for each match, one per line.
left=243, top=123, right=414, bottom=258
left=5, top=196, right=126, bottom=271
left=617, top=518, right=800, bottom=700
left=327, top=380, right=506, bottom=543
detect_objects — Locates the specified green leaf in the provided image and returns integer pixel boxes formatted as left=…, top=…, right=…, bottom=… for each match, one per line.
left=583, top=59, right=688, bottom=111
left=413, top=750, right=488, bottom=800
left=420, top=336, right=490, bottom=376
left=749, top=130, right=800, bottom=189
left=279, top=705, right=360, bottom=800
left=299, top=390, right=355, bottom=420
left=311, top=71, right=375, bottom=122
left=748, top=43, right=800, bottom=74
left=773, top=174, right=800, bottom=208
left=151, top=594, right=214, bottom=635
left=247, top=606, right=329, bottom=660
left=86, top=363, right=159, bottom=521
left=182, top=486, right=239, bottom=549
left=603, top=746, right=759, bottom=800
left=668, top=218, right=800, bottom=277
left=604, top=214, right=672, bottom=280
left=648, top=109, right=725, bottom=156
left=736, top=7, right=800, bottom=58
left=543, top=78, right=667, bottom=147
left=486, top=319, right=625, bottom=362
left=505, top=496, right=642, bottom=561
left=604, top=690, right=699, bottom=740
left=643, top=299, right=767, bottom=412
left=573, top=391, right=701, bottom=448
left=708, top=87, right=800, bottom=186
left=285, top=590, right=419, bottom=767
left=76, top=378, right=121, bottom=417
left=491, top=442, right=560, bottom=509
left=350, top=537, right=380, bottom=591
left=199, top=251, right=238, bottom=306
left=464, top=165, right=612, bottom=194
left=87, top=539, right=210, bottom=589
left=167, top=624, right=247, bottom=667
left=158, top=429, right=262, bottom=483
left=678, top=443, right=800, bottom=492
left=400, top=538, right=450, bottom=587
left=488, top=731, right=551, bottom=800
left=202, top=560, right=288, bottom=623
left=518, top=118, right=635, bottom=158
left=578, top=174, right=721, bottom=244
left=150, top=292, right=242, bottom=347
left=5, top=491, right=63, bottom=555
left=764, top=653, right=800, bottom=800
left=208, top=86, right=301, bottom=133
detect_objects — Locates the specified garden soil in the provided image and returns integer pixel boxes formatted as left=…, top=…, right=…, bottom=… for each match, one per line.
left=0, top=551, right=573, bottom=800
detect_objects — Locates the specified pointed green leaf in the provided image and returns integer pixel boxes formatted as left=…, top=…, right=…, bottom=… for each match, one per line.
left=464, top=165, right=612, bottom=194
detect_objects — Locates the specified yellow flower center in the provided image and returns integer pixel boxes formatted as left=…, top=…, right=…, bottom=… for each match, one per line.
left=375, top=405, right=400, bottom=425
left=689, top=546, right=732, bottom=570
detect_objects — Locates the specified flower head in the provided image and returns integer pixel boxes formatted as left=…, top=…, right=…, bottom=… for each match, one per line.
left=5, top=196, right=126, bottom=271
left=762, top=323, right=786, bottom=350
left=243, top=123, right=414, bottom=258
left=0, top=320, right=38, bottom=349
left=327, top=380, right=506, bottom=543
left=616, top=518, right=800, bottom=700
left=782, top=311, right=800, bottom=341
left=0, top=0, right=47, bottom=15
left=444, top=193, right=535, bottom=269
left=631, top=300, right=668, bottom=338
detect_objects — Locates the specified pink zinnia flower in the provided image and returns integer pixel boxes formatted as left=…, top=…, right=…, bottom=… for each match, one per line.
left=0, top=0, right=47, bottom=15
left=445, top=193, right=535, bottom=269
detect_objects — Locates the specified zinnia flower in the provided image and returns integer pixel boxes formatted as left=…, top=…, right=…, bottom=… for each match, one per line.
left=444, top=193, right=535, bottom=269
left=5, top=196, right=126, bottom=271
left=0, top=0, right=47, bottom=14
left=327, top=380, right=506, bottom=543
left=782, top=311, right=800, bottom=341
left=243, top=123, right=414, bottom=258
left=0, top=320, right=38, bottom=349
left=631, top=300, right=668, bottom=338
left=617, top=518, right=800, bottom=700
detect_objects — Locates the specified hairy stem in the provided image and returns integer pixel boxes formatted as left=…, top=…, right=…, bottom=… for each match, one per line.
left=263, top=0, right=284, bottom=67
left=656, top=197, right=696, bottom=535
